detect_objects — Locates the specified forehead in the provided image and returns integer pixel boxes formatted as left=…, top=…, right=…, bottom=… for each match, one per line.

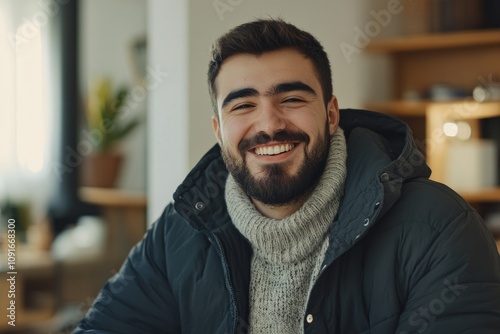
left=215, top=49, right=322, bottom=101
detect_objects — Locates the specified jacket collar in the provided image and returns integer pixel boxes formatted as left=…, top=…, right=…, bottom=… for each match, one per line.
left=322, top=109, right=431, bottom=264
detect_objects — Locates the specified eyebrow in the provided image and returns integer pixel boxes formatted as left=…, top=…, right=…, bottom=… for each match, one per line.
left=268, top=81, right=317, bottom=97
left=221, top=88, right=259, bottom=109
left=220, top=81, right=317, bottom=109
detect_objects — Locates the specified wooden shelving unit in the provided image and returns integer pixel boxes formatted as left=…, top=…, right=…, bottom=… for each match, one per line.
left=364, top=29, right=500, bottom=240
left=79, top=187, right=147, bottom=261
left=365, top=29, right=500, bottom=111
left=0, top=250, right=55, bottom=331
left=0, top=188, right=148, bottom=331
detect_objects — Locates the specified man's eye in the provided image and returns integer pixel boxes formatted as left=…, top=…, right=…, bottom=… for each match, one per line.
left=233, top=104, right=252, bottom=111
left=282, top=97, right=304, bottom=103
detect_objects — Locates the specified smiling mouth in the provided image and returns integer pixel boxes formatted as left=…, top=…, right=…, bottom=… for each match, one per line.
left=253, top=143, right=296, bottom=156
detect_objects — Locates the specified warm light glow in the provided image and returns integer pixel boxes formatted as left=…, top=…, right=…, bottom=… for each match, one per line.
left=443, top=122, right=458, bottom=137
left=443, top=121, right=472, bottom=140
left=456, top=121, right=472, bottom=141
left=15, top=22, right=46, bottom=173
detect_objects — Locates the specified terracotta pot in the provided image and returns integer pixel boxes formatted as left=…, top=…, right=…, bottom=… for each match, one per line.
left=80, top=153, right=124, bottom=188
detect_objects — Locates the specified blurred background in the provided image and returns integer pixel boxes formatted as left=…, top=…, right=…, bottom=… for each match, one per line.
left=0, top=0, right=499, bottom=332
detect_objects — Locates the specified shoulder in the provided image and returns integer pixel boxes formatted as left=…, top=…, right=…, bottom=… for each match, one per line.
left=150, top=203, right=211, bottom=255
left=381, top=177, right=476, bottom=234
left=374, top=177, right=500, bottom=281
left=377, top=177, right=498, bottom=264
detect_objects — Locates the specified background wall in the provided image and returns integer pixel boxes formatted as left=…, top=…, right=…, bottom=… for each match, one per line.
left=148, top=0, right=402, bottom=221
left=80, top=0, right=148, bottom=191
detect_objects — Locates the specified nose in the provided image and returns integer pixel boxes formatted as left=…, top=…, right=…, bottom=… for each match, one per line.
left=254, top=101, right=286, bottom=136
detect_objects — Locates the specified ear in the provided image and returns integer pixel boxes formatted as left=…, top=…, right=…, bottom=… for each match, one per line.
left=212, top=115, right=222, bottom=144
left=327, top=95, right=340, bottom=135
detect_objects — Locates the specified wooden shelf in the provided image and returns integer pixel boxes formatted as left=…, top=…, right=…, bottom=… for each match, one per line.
left=366, top=100, right=430, bottom=116
left=79, top=187, right=147, bottom=208
left=365, top=29, right=500, bottom=53
left=427, top=100, right=500, bottom=120
left=460, top=188, right=500, bottom=203
left=79, top=187, right=147, bottom=261
left=367, top=100, right=500, bottom=118
left=364, top=27, right=500, bottom=219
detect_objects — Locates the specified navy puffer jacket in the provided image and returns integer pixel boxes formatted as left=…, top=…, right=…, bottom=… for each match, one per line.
left=75, top=109, right=500, bottom=333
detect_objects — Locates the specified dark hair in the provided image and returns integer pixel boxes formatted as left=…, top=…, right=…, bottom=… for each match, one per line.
left=207, top=18, right=333, bottom=114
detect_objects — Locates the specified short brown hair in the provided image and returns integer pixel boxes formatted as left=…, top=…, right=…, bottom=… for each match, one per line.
left=207, top=19, right=333, bottom=114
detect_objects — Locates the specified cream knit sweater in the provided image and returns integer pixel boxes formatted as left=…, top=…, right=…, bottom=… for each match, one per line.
left=225, top=128, right=347, bottom=334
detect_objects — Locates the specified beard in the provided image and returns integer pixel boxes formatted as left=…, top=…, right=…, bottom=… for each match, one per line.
left=221, top=123, right=330, bottom=206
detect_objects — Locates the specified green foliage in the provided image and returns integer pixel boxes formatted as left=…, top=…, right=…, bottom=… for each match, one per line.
left=86, top=79, right=141, bottom=152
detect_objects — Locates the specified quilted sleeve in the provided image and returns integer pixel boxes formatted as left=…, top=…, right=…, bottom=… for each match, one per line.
left=395, top=209, right=500, bottom=334
left=73, top=205, right=180, bottom=334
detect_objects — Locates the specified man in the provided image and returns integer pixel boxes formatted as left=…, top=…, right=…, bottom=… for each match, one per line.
left=75, top=19, right=500, bottom=333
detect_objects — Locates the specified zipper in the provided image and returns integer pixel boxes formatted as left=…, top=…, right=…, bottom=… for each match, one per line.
left=211, top=232, right=239, bottom=334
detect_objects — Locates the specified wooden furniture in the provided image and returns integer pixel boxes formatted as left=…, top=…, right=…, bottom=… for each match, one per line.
left=79, top=187, right=147, bottom=262
left=365, top=29, right=500, bottom=143
left=366, top=29, right=500, bottom=245
left=426, top=101, right=500, bottom=184
left=0, top=188, right=147, bottom=332
left=0, top=249, right=55, bottom=331
left=364, top=29, right=500, bottom=240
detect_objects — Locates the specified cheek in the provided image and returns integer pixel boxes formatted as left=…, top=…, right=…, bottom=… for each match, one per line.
left=290, top=114, right=324, bottom=137
left=220, top=118, right=248, bottom=149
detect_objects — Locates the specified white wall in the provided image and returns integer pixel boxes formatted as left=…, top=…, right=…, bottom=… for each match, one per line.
left=147, top=0, right=189, bottom=221
left=148, top=0, right=398, bottom=221
left=80, top=0, right=147, bottom=191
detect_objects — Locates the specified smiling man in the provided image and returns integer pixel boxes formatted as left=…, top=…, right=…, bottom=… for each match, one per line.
left=213, top=49, right=337, bottom=218
left=75, top=19, right=500, bottom=334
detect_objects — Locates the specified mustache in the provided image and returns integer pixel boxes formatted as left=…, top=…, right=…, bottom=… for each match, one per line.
left=238, top=130, right=310, bottom=153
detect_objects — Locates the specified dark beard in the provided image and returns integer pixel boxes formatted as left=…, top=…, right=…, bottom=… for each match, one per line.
left=221, top=124, right=330, bottom=206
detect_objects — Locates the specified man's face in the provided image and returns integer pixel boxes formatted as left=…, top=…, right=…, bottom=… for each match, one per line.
left=212, top=48, right=339, bottom=206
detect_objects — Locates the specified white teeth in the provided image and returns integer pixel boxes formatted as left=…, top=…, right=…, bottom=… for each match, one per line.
left=255, top=144, right=295, bottom=156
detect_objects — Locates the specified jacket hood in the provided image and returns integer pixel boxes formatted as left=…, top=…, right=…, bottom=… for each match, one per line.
left=320, top=109, right=431, bottom=263
left=173, top=109, right=431, bottom=236
left=339, top=108, right=431, bottom=216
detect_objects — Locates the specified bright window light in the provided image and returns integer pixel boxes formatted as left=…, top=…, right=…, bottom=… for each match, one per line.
left=15, top=22, right=47, bottom=174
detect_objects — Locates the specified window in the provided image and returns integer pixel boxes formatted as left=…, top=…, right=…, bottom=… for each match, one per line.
left=0, top=0, right=57, bottom=222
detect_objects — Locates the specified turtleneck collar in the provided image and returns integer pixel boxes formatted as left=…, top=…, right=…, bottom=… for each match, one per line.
left=225, top=128, right=348, bottom=264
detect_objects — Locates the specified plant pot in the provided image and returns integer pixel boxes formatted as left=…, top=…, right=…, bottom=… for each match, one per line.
left=80, top=153, right=124, bottom=188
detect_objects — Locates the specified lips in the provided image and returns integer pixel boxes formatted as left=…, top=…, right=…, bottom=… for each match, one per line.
left=254, top=143, right=296, bottom=156
left=238, top=130, right=309, bottom=157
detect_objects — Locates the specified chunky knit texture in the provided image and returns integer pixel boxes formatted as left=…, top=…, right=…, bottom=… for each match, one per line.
left=225, top=128, right=347, bottom=334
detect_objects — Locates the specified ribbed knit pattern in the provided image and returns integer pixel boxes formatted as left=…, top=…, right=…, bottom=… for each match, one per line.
left=225, top=128, right=347, bottom=334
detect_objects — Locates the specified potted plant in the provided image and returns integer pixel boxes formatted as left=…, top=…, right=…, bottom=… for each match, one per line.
left=80, top=78, right=141, bottom=188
